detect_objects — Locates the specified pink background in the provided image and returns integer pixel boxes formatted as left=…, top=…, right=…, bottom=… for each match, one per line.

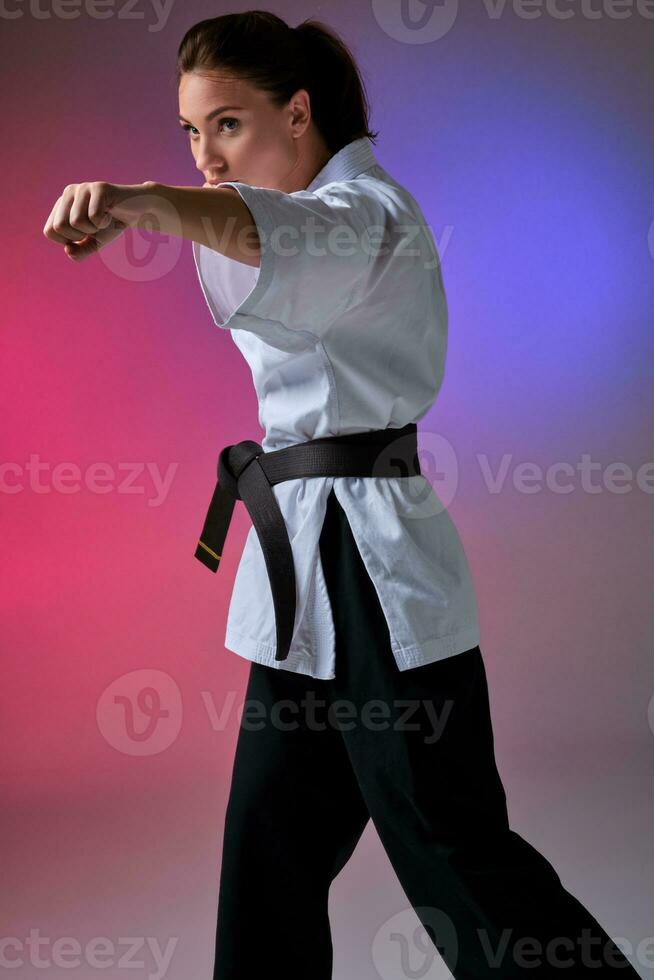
left=2, top=1, right=653, bottom=977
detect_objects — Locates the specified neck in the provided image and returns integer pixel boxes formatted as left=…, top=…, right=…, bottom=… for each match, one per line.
left=283, top=131, right=333, bottom=192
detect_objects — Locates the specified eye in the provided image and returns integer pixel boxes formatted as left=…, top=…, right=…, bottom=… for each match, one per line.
left=218, top=117, right=239, bottom=133
left=179, top=117, right=240, bottom=139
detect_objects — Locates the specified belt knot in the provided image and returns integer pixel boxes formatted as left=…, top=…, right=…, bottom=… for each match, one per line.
left=217, top=440, right=263, bottom=500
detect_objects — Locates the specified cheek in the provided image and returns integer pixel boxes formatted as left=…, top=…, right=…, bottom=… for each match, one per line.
left=256, top=138, right=291, bottom=170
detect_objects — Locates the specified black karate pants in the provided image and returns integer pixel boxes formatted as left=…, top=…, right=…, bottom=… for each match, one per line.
left=211, top=488, right=640, bottom=979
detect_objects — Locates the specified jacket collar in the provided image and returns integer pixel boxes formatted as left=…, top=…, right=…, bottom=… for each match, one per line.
left=306, top=136, right=378, bottom=192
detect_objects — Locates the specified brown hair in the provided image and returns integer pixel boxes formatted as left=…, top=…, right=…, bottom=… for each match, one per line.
left=175, top=10, right=378, bottom=154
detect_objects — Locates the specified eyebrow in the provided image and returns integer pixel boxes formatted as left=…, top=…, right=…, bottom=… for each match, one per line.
left=178, top=105, right=246, bottom=124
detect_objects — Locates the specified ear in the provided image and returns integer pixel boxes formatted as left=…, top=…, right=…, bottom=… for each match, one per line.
left=288, top=88, right=312, bottom=138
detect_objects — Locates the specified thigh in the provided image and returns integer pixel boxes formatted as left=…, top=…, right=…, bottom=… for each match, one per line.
left=339, top=646, right=509, bottom=844
left=319, top=488, right=508, bottom=838
left=222, top=658, right=371, bottom=880
left=371, top=647, right=510, bottom=837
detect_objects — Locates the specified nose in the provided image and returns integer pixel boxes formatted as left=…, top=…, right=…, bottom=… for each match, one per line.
left=194, top=138, right=227, bottom=181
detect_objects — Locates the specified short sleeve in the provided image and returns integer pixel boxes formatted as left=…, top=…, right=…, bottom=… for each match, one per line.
left=193, top=180, right=383, bottom=337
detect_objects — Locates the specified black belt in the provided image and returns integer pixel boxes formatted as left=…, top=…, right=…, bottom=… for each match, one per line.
left=195, top=423, right=422, bottom=662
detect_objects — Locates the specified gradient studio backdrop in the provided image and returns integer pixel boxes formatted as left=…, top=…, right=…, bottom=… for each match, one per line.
left=2, top=1, right=653, bottom=978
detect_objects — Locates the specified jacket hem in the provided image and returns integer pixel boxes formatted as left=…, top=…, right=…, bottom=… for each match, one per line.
left=391, top=623, right=481, bottom=671
left=224, top=627, right=336, bottom=679
left=223, top=622, right=481, bottom=679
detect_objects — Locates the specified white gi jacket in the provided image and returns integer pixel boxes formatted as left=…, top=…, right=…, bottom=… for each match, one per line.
left=192, top=136, right=481, bottom=679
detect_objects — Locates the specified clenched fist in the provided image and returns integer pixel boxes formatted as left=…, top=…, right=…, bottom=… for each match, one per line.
left=42, top=181, right=153, bottom=261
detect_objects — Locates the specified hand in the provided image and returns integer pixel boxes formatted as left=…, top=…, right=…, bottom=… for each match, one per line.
left=42, top=181, right=150, bottom=262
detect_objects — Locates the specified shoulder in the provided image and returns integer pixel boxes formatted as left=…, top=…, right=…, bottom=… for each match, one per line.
left=310, top=172, right=436, bottom=274
left=314, top=170, right=427, bottom=231
left=311, top=172, right=392, bottom=214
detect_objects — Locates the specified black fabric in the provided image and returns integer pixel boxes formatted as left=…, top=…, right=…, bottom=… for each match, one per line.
left=211, top=488, right=640, bottom=979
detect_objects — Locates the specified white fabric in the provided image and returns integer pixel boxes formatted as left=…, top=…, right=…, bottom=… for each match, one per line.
left=192, top=136, right=481, bottom=679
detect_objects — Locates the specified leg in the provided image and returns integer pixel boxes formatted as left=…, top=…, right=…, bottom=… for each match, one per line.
left=211, top=657, right=370, bottom=980
left=319, top=488, right=641, bottom=979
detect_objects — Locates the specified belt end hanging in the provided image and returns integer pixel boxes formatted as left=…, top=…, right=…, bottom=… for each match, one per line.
left=195, top=538, right=221, bottom=572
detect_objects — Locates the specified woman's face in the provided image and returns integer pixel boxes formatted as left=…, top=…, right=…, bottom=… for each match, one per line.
left=178, top=69, right=311, bottom=191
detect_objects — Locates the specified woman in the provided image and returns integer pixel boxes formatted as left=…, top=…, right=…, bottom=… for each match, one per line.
left=42, top=11, right=642, bottom=980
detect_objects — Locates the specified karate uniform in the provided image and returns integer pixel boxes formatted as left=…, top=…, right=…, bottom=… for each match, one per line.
left=192, top=138, right=640, bottom=979
left=192, top=135, right=480, bottom=679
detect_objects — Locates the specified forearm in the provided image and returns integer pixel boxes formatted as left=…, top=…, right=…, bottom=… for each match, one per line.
left=113, top=181, right=261, bottom=267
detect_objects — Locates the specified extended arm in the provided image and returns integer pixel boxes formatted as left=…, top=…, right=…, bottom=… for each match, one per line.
left=118, top=182, right=261, bottom=267
left=43, top=180, right=261, bottom=266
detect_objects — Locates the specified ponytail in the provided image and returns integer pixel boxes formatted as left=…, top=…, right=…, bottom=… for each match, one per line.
left=176, top=10, right=378, bottom=154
